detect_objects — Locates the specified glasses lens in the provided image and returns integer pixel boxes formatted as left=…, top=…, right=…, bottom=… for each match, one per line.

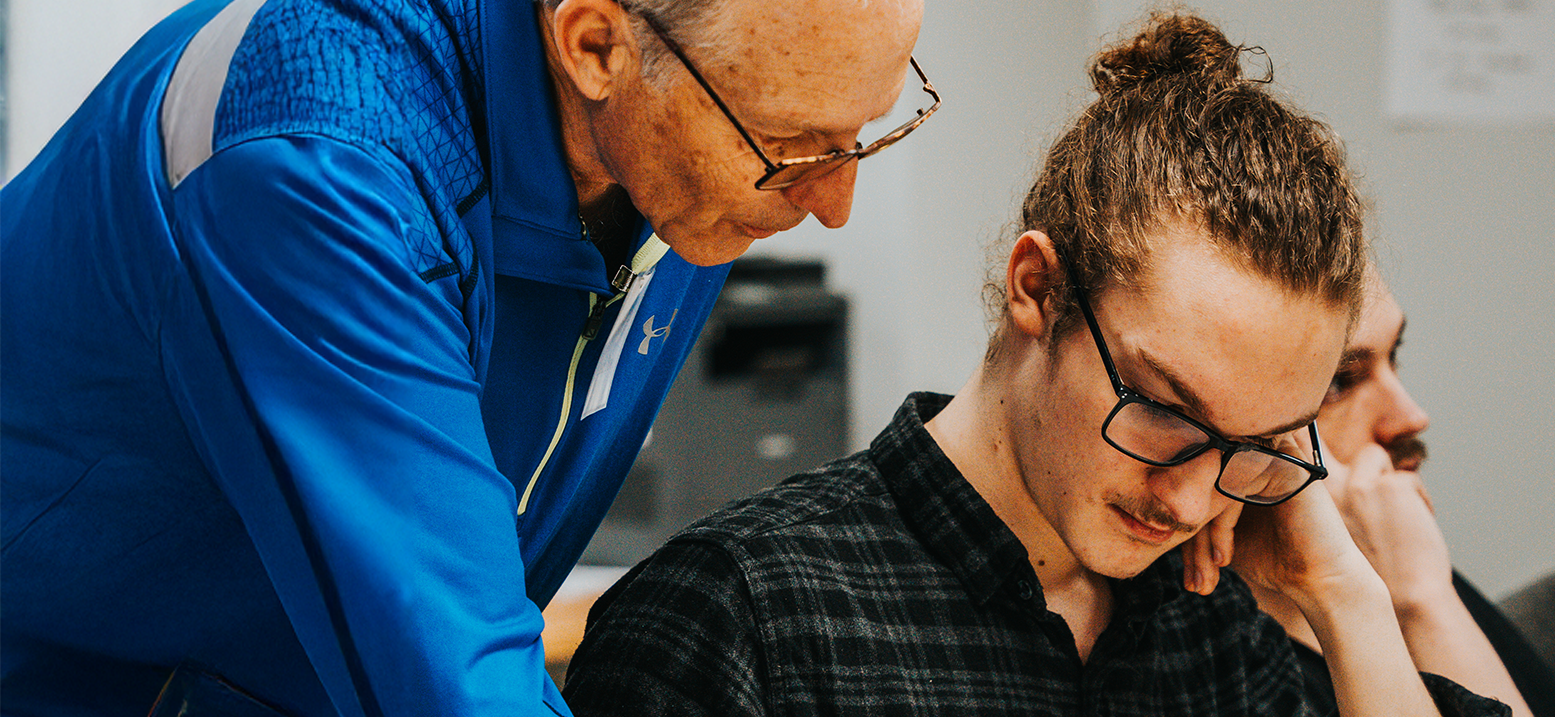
left=1220, top=445, right=1317, bottom=504
left=1105, top=400, right=1212, bottom=465
left=757, top=153, right=856, bottom=190
left=755, top=77, right=938, bottom=190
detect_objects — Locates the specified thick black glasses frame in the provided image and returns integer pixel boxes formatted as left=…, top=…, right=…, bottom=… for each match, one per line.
left=617, top=0, right=941, bottom=190
left=1063, top=262, right=1328, bottom=506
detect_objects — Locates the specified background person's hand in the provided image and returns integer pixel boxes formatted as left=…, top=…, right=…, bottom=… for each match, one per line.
left=1327, top=443, right=1455, bottom=615
left=1228, top=472, right=1378, bottom=607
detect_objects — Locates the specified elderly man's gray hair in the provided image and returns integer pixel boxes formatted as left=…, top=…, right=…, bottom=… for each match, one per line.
left=543, top=0, right=734, bottom=86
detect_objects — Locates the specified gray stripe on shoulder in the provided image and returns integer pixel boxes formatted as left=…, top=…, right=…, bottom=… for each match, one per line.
left=161, top=0, right=268, bottom=188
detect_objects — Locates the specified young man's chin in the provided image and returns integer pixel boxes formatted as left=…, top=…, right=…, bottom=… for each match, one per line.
left=1078, top=535, right=1183, bottom=581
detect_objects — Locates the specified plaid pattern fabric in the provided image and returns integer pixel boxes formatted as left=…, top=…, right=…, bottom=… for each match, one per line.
left=563, top=393, right=1507, bottom=717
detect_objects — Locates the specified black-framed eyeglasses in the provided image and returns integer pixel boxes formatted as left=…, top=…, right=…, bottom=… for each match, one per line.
left=617, top=0, right=941, bottom=190
left=1062, top=261, right=1328, bottom=505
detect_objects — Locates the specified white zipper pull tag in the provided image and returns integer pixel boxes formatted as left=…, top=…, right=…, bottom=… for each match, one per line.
left=579, top=234, right=674, bottom=420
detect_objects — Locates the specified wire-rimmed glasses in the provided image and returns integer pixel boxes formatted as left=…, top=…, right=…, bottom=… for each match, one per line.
left=619, top=1, right=941, bottom=190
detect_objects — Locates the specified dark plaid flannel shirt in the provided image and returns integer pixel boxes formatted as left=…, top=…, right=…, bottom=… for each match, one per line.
left=563, top=393, right=1508, bottom=717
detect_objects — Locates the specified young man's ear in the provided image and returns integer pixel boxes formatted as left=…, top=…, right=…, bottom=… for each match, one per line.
left=547, top=0, right=639, bottom=101
left=1006, top=229, right=1065, bottom=341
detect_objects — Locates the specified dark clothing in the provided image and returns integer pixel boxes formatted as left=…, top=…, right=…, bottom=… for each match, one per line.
left=1499, top=571, right=1555, bottom=695
left=1292, top=573, right=1555, bottom=716
left=563, top=392, right=1507, bottom=716
left=1458, top=573, right=1555, bottom=716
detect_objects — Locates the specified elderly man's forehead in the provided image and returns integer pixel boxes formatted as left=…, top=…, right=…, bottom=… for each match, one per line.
left=709, top=0, right=922, bottom=124
left=717, top=0, right=922, bottom=63
left=716, top=0, right=922, bottom=27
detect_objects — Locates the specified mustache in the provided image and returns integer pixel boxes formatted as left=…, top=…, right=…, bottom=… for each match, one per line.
left=1386, top=435, right=1429, bottom=469
left=1111, top=494, right=1198, bottom=534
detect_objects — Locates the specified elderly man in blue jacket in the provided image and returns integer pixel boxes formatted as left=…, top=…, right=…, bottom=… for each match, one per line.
left=0, top=0, right=932, bottom=713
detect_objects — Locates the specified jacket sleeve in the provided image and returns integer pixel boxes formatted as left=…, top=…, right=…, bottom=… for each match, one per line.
left=165, top=134, right=568, bottom=716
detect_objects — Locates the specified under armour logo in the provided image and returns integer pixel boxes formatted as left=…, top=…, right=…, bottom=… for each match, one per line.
left=638, top=310, right=678, bottom=355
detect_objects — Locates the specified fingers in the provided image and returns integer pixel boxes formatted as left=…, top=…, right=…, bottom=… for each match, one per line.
left=1182, top=504, right=1242, bottom=595
left=1182, top=529, right=1214, bottom=595
left=1339, top=445, right=1426, bottom=513
left=1411, top=475, right=1435, bottom=515
left=1211, top=502, right=1242, bottom=568
left=1333, top=444, right=1393, bottom=504
left=1315, top=434, right=1353, bottom=492
left=1320, top=446, right=1455, bottom=605
left=1350, top=443, right=1394, bottom=478
left=1334, top=463, right=1453, bottom=606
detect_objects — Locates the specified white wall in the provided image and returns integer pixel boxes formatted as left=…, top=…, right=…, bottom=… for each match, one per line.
left=5, top=0, right=188, bottom=178
left=7, top=0, right=1552, bottom=598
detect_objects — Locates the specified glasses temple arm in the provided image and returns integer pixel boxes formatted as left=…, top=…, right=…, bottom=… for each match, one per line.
left=632, top=10, right=779, bottom=173
left=1062, top=260, right=1129, bottom=393
left=1306, top=423, right=1328, bottom=476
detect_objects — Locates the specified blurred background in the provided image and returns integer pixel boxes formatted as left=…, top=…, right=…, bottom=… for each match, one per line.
left=5, top=0, right=1551, bottom=600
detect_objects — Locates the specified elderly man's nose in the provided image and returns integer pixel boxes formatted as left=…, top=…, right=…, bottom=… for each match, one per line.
left=781, top=160, right=857, bottom=229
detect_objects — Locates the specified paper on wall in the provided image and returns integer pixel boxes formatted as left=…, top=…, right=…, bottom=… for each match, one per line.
left=1386, top=0, right=1555, bottom=126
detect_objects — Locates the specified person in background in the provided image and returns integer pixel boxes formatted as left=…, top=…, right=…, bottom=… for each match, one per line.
left=558, top=13, right=1509, bottom=717
left=1233, top=274, right=1555, bottom=716
left=1501, top=572, right=1555, bottom=679
left=0, top=0, right=932, bottom=713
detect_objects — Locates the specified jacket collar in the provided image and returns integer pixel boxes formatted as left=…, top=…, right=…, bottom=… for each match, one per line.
left=480, top=0, right=650, bottom=292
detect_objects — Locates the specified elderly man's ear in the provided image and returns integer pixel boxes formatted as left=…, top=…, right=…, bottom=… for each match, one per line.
left=1006, top=230, right=1065, bottom=341
left=548, top=0, right=641, bottom=101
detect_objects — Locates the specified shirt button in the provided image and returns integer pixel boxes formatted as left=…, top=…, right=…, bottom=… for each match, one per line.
left=1016, top=580, right=1034, bottom=601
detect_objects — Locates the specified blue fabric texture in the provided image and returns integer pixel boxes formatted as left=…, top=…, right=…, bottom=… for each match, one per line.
left=0, top=0, right=730, bottom=714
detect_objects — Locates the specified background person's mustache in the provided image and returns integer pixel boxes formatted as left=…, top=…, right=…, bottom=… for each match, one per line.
left=1386, top=435, right=1429, bottom=471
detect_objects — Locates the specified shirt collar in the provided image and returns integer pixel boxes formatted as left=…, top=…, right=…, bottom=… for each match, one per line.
left=870, top=393, right=1034, bottom=607
left=872, top=392, right=1187, bottom=617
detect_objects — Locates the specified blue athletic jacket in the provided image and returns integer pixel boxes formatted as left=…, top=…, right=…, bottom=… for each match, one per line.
left=0, top=0, right=729, bottom=714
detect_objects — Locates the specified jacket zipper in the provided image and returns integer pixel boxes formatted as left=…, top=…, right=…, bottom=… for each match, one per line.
left=516, top=236, right=671, bottom=516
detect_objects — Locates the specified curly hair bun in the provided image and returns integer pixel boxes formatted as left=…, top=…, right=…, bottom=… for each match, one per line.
left=1090, top=13, right=1243, bottom=95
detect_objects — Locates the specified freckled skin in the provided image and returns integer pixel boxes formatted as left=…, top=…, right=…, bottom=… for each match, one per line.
left=1006, top=227, right=1349, bottom=580
left=587, top=0, right=924, bottom=266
